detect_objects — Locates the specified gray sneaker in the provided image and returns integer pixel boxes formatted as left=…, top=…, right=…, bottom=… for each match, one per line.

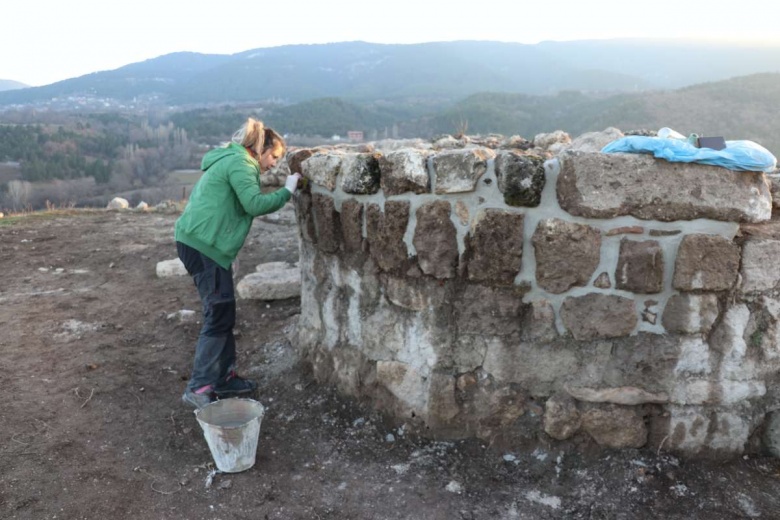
left=181, top=389, right=213, bottom=409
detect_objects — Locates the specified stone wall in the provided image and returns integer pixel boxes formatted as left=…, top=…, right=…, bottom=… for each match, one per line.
left=289, top=130, right=780, bottom=457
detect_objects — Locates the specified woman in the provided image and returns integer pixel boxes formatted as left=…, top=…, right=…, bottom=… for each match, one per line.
left=175, top=118, right=301, bottom=408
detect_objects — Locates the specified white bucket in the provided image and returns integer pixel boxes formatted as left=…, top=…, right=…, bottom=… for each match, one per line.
left=195, top=398, right=265, bottom=473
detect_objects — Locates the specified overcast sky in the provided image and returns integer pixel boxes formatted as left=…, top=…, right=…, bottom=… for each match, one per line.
left=4, top=0, right=780, bottom=86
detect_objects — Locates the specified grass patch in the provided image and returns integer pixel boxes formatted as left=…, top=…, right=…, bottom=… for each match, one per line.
left=168, top=170, right=202, bottom=184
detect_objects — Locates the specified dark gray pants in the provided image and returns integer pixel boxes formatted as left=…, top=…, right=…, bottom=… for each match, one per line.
left=176, top=242, right=236, bottom=391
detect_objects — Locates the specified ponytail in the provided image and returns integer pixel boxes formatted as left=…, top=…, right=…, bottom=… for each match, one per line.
left=231, top=118, right=286, bottom=158
left=231, top=117, right=266, bottom=156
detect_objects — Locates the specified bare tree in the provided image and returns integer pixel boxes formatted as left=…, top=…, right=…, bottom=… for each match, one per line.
left=7, top=180, right=32, bottom=211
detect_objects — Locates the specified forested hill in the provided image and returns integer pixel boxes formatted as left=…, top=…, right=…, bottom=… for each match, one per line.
left=408, top=73, right=780, bottom=155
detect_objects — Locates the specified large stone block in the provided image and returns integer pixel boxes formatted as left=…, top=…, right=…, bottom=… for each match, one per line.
left=495, top=151, right=546, bottom=207
left=376, top=360, right=428, bottom=413
left=740, top=238, right=780, bottom=293
left=520, top=300, right=558, bottom=344
left=709, top=304, right=757, bottom=381
left=483, top=339, right=579, bottom=394
left=366, top=201, right=410, bottom=273
left=312, top=193, right=342, bottom=254
left=662, top=294, right=720, bottom=334
left=301, top=152, right=343, bottom=191
left=236, top=263, right=301, bottom=300
left=673, top=234, right=740, bottom=291
left=557, top=151, right=772, bottom=223
left=560, top=294, right=637, bottom=340
left=295, top=190, right=317, bottom=244
left=413, top=201, right=458, bottom=279
left=533, top=218, right=601, bottom=294
left=455, top=284, right=527, bottom=337
left=668, top=408, right=752, bottom=454
left=340, top=153, right=381, bottom=195
left=378, top=149, right=431, bottom=195
left=543, top=393, right=581, bottom=440
left=432, top=148, right=494, bottom=194
left=287, top=148, right=323, bottom=176
left=581, top=406, right=647, bottom=449
left=598, top=333, right=682, bottom=392
left=615, top=239, right=664, bottom=293
left=464, top=209, right=524, bottom=285
left=382, top=275, right=447, bottom=311
left=340, top=199, right=364, bottom=256
left=565, top=385, right=668, bottom=405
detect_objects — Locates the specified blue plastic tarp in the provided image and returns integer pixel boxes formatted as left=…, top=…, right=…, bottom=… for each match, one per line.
left=601, top=136, right=777, bottom=173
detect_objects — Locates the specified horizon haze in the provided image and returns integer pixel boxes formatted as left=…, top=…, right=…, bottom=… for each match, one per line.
left=4, top=0, right=780, bottom=86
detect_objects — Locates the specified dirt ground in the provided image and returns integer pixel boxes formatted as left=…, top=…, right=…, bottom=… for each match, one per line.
left=3, top=205, right=780, bottom=520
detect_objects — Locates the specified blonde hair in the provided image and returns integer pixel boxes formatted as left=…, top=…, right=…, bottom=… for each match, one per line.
left=231, top=117, right=286, bottom=157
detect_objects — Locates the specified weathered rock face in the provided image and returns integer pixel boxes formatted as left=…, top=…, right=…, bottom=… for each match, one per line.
left=433, top=149, right=494, bottom=194
left=464, top=210, right=524, bottom=285
left=340, top=153, right=381, bottom=195
left=533, top=219, right=601, bottom=293
left=292, top=135, right=780, bottom=460
left=615, top=239, right=664, bottom=293
left=673, top=234, right=740, bottom=291
left=413, top=201, right=458, bottom=279
left=366, top=201, right=410, bottom=273
left=495, top=151, right=546, bottom=207
left=378, top=149, right=431, bottom=195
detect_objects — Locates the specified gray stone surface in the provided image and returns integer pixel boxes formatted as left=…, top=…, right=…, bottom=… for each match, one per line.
left=378, top=149, right=431, bottom=195
left=464, top=210, right=524, bottom=286
left=673, top=234, right=740, bottom=291
left=740, top=238, right=780, bottom=293
left=413, top=201, right=458, bottom=279
left=433, top=148, right=494, bottom=194
left=301, top=152, right=343, bottom=191
left=662, top=294, right=720, bottom=334
left=543, top=393, right=581, bottom=440
left=495, top=151, right=546, bottom=207
left=560, top=294, right=637, bottom=340
left=340, top=153, right=381, bottom=195
left=366, top=201, right=410, bottom=273
left=615, top=239, right=664, bottom=294
left=557, top=151, right=772, bottom=223
left=533, top=218, right=601, bottom=294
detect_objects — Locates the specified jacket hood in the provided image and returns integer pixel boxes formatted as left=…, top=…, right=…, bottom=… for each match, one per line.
left=201, top=142, right=255, bottom=171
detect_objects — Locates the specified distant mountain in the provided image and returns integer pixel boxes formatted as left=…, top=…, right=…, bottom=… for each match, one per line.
left=3, top=40, right=779, bottom=108
left=0, top=79, right=27, bottom=92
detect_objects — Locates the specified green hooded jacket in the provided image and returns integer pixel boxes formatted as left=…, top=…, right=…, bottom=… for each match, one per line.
left=174, top=142, right=292, bottom=269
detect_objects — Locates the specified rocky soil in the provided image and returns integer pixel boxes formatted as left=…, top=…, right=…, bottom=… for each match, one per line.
left=1, top=205, right=780, bottom=519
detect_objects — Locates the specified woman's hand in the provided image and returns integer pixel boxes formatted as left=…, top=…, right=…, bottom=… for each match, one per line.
left=285, top=173, right=302, bottom=194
